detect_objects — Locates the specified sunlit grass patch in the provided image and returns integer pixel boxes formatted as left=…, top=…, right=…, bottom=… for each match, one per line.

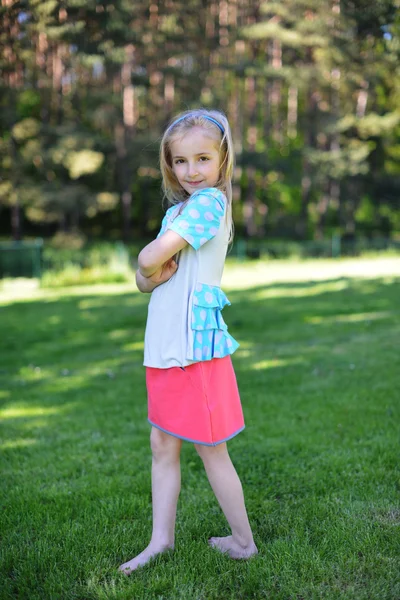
left=122, top=340, right=145, bottom=352
left=0, top=405, right=62, bottom=420
left=249, top=357, right=304, bottom=371
left=306, top=310, right=394, bottom=325
left=252, top=279, right=351, bottom=300
left=1, top=438, right=37, bottom=450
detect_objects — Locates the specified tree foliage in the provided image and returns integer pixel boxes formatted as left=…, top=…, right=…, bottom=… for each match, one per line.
left=0, top=0, right=399, bottom=241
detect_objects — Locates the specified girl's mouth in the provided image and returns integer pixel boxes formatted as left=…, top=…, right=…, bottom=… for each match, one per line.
left=187, top=181, right=203, bottom=186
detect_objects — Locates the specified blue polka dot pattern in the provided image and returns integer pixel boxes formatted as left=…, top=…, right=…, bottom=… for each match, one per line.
left=191, top=282, right=240, bottom=362
left=161, top=188, right=225, bottom=249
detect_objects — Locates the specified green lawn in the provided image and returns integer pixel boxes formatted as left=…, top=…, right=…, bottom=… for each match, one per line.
left=1, top=258, right=399, bottom=600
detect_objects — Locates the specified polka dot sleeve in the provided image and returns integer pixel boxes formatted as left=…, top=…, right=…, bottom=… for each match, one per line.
left=168, top=188, right=225, bottom=250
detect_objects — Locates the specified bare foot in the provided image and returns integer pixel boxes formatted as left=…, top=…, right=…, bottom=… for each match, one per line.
left=118, top=542, right=174, bottom=575
left=208, top=535, right=258, bottom=559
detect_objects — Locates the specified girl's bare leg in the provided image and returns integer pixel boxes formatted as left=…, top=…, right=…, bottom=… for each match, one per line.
left=195, top=442, right=258, bottom=559
left=119, top=427, right=182, bottom=574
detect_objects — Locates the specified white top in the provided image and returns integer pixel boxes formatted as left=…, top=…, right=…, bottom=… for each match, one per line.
left=143, top=187, right=239, bottom=369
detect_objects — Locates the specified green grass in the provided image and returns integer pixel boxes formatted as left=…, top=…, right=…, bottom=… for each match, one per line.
left=1, top=257, right=399, bottom=600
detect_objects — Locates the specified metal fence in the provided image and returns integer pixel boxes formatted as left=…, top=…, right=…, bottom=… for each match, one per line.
left=0, top=239, right=43, bottom=278
left=0, top=236, right=399, bottom=279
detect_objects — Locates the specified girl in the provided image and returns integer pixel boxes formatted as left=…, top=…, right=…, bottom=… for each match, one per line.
left=119, top=109, right=258, bottom=574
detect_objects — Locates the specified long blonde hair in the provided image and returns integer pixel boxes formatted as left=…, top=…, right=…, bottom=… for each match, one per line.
left=159, top=108, right=235, bottom=241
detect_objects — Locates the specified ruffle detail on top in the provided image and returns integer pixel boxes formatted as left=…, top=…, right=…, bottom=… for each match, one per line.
left=189, top=283, right=240, bottom=362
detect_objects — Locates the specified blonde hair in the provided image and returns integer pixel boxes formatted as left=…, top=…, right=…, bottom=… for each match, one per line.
left=159, top=108, right=235, bottom=241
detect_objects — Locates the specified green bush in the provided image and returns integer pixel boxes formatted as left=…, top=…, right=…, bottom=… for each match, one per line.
left=41, top=263, right=133, bottom=288
left=40, top=239, right=134, bottom=287
left=42, top=242, right=128, bottom=272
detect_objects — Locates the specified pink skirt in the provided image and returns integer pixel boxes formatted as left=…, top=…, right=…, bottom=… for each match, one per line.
left=146, top=356, right=244, bottom=446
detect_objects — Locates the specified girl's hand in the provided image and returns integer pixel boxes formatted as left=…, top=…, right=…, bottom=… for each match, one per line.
left=148, top=258, right=178, bottom=285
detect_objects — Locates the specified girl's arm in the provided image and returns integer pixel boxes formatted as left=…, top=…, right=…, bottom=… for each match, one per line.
left=138, top=230, right=188, bottom=277
left=135, top=258, right=178, bottom=293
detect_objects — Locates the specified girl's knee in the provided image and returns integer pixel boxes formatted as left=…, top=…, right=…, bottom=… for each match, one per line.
left=194, top=441, right=228, bottom=462
left=150, top=427, right=181, bottom=460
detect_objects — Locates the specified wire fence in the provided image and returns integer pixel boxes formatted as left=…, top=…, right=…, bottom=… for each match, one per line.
left=1, top=236, right=399, bottom=279
left=0, top=239, right=43, bottom=279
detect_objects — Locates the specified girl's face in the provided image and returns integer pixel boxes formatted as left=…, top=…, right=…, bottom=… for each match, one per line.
left=170, top=127, right=221, bottom=196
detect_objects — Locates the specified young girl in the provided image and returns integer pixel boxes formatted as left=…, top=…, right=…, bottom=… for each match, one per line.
left=119, top=109, right=258, bottom=574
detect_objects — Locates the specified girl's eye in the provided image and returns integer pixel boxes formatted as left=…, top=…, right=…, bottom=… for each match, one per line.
left=199, top=156, right=209, bottom=162
left=174, top=159, right=184, bottom=164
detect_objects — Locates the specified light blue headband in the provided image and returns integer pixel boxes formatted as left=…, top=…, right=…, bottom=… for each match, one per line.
left=169, top=114, right=225, bottom=135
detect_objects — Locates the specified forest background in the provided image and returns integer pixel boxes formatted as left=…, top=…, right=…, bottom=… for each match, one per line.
left=1, top=0, right=400, bottom=249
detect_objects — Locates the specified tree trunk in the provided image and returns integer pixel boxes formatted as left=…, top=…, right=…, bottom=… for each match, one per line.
left=10, top=136, right=21, bottom=241
left=287, top=86, right=298, bottom=138
left=116, top=44, right=137, bottom=242
left=244, top=75, right=257, bottom=238
left=298, top=89, right=318, bottom=239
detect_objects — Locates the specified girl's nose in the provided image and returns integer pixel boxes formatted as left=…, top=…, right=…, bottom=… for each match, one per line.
left=187, top=163, right=198, bottom=177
